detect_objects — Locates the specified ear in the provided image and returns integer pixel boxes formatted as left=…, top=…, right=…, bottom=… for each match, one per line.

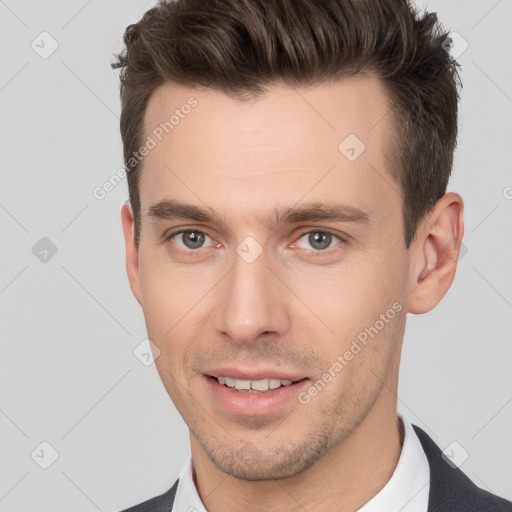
left=407, top=192, right=464, bottom=314
left=121, top=202, right=143, bottom=306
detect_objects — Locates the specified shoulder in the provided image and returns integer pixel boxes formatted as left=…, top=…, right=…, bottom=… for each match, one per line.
left=119, top=478, right=179, bottom=512
left=412, top=424, right=512, bottom=511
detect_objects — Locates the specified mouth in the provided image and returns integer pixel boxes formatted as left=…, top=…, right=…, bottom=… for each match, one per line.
left=209, top=375, right=306, bottom=393
left=204, top=374, right=311, bottom=416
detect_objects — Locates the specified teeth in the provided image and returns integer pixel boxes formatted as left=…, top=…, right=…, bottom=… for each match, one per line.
left=224, top=377, right=236, bottom=387
left=235, top=379, right=251, bottom=390
left=268, top=378, right=282, bottom=389
left=216, top=376, right=297, bottom=392
left=251, top=379, right=270, bottom=391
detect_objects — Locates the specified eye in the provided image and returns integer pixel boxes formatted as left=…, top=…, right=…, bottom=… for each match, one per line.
left=166, top=229, right=217, bottom=253
left=294, top=230, right=344, bottom=254
left=164, top=228, right=345, bottom=258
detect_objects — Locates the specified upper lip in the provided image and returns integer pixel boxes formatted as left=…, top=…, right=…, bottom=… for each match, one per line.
left=205, top=367, right=308, bottom=382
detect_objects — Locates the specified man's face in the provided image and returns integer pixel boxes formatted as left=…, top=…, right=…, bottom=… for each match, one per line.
left=125, top=77, right=415, bottom=480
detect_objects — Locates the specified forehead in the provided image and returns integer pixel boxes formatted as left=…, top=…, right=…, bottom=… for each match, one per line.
left=139, top=77, right=397, bottom=226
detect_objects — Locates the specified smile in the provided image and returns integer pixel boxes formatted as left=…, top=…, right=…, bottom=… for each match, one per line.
left=205, top=375, right=311, bottom=416
left=216, top=376, right=298, bottom=392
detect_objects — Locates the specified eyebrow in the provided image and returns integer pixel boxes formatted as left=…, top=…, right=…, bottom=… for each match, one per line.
left=145, top=198, right=371, bottom=228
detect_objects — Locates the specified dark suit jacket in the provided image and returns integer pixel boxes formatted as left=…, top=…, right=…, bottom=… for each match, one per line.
left=120, top=424, right=512, bottom=511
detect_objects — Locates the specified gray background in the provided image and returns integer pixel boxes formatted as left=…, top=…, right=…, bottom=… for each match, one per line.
left=0, top=0, right=511, bottom=510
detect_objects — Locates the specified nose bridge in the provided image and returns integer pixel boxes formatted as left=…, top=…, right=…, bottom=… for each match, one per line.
left=216, top=243, right=289, bottom=343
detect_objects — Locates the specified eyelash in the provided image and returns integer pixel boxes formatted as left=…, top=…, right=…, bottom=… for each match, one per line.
left=164, top=228, right=346, bottom=258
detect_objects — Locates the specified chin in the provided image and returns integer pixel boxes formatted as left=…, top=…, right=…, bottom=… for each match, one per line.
left=200, top=435, right=330, bottom=481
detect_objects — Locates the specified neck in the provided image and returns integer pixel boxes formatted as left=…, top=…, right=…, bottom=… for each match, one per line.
left=189, top=385, right=404, bottom=512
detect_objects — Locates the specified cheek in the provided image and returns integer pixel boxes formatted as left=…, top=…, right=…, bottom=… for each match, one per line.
left=138, top=258, right=218, bottom=370
left=137, top=268, right=190, bottom=379
left=139, top=256, right=203, bottom=330
left=291, top=260, right=400, bottom=338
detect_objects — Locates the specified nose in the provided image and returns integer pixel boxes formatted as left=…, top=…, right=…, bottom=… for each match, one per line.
left=214, top=245, right=291, bottom=345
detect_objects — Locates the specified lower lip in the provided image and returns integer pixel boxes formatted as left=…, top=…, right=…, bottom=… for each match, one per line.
left=204, top=376, right=310, bottom=416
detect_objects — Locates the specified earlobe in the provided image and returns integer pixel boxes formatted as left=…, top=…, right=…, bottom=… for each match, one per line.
left=120, top=203, right=143, bottom=306
left=407, top=192, right=464, bottom=314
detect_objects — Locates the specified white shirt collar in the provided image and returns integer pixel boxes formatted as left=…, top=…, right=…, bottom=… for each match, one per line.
left=357, top=413, right=430, bottom=511
left=172, top=413, right=430, bottom=512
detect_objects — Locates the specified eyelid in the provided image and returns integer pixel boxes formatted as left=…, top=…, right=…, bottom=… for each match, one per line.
left=165, top=228, right=219, bottom=251
left=164, top=227, right=347, bottom=255
left=291, top=229, right=345, bottom=254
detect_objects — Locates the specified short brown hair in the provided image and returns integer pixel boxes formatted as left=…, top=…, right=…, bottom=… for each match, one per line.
left=111, top=0, right=461, bottom=248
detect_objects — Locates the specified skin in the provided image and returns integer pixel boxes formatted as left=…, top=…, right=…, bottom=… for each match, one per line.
left=121, top=76, right=464, bottom=511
